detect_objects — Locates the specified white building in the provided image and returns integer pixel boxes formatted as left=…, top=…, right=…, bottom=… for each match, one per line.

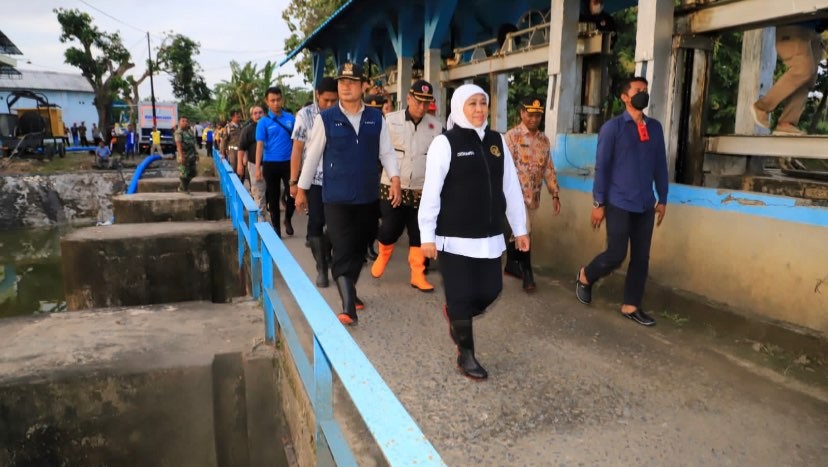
left=0, top=69, right=98, bottom=135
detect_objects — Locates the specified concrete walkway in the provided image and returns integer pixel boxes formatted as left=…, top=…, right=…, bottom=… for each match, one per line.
left=278, top=218, right=828, bottom=466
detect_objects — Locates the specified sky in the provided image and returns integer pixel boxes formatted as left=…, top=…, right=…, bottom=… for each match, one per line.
left=1, top=0, right=309, bottom=101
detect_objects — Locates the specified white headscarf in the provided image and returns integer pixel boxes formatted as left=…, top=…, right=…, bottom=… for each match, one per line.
left=446, top=84, right=489, bottom=138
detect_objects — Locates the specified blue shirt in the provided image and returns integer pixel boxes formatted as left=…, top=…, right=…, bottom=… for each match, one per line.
left=593, top=111, right=668, bottom=213
left=96, top=146, right=111, bottom=158
left=256, top=110, right=295, bottom=162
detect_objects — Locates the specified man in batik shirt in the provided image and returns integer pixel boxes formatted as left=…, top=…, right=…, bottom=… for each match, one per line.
left=503, top=97, right=561, bottom=292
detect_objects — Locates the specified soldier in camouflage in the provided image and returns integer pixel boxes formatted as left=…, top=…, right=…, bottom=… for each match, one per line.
left=174, top=116, right=198, bottom=192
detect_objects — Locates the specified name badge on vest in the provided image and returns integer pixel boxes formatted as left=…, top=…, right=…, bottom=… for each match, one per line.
left=457, top=150, right=475, bottom=157
left=364, top=120, right=376, bottom=125
left=490, top=145, right=502, bottom=157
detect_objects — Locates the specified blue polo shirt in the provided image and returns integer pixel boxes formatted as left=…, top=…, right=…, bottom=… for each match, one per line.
left=593, top=111, right=669, bottom=213
left=256, top=110, right=295, bottom=162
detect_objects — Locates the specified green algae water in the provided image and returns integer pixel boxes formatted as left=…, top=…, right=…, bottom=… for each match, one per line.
left=0, top=227, right=68, bottom=318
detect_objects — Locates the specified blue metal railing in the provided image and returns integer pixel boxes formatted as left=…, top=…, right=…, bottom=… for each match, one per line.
left=211, top=150, right=444, bottom=466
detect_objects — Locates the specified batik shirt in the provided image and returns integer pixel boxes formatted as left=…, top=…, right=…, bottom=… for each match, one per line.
left=292, top=104, right=324, bottom=186
left=504, top=123, right=560, bottom=210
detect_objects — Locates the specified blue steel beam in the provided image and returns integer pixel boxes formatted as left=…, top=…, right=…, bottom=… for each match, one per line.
left=424, top=0, right=458, bottom=50
left=387, top=3, right=423, bottom=58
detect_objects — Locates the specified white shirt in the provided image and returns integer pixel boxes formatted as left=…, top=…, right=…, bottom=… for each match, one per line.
left=418, top=132, right=527, bottom=259
left=298, top=102, right=399, bottom=191
left=292, top=104, right=324, bottom=186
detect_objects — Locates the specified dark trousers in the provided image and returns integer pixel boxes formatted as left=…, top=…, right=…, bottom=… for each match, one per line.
left=584, top=204, right=655, bottom=307
left=306, top=184, right=326, bottom=237
left=377, top=200, right=421, bottom=246
left=439, top=251, right=502, bottom=321
left=325, top=202, right=376, bottom=281
left=262, top=161, right=295, bottom=235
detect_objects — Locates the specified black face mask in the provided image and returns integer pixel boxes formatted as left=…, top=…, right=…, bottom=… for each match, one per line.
left=630, top=91, right=649, bottom=111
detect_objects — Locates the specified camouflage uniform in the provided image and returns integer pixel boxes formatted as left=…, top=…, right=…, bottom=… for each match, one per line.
left=175, top=126, right=198, bottom=192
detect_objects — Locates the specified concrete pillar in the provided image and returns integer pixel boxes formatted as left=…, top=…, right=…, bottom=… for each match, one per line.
left=545, top=0, right=581, bottom=147
left=424, top=48, right=445, bottom=123
left=634, top=0, right=675, bottom=126
left=739, top=28, right=776, bottom=173
left=396, top=57, right=413, bottom=111
left=490, top=73, right=509, bottom=132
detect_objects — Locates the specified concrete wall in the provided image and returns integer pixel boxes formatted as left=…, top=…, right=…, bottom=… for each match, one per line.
left=0, top=351, right=289, bottom=467
left=0, top=172, right=125, bottom=229
left=532, top=135, right=828, bottom=336
left=60, top=221, right=242, bottom=310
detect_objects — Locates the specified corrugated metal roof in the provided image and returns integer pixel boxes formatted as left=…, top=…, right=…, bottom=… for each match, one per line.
left=0, top=69, right=94, bottom=93
left=0, top=30, right=23, bottom=55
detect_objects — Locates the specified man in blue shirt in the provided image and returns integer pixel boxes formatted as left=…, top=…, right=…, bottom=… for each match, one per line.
left=575, top=77, right=668, bottom=327
left=255, top=86, right=296, bottom=237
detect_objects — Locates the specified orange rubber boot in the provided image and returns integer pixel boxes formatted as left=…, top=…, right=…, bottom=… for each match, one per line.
left=409, top=247, right=434, bottom=292
left=370, top=242, right=394, bottom=278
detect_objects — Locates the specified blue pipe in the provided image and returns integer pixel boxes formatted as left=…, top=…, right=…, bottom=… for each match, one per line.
left=126, top=154, right=162, bottom=194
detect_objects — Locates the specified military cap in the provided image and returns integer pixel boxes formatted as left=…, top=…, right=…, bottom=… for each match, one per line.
left=409, top=80, right=435, bottom=102
left=521, top=97, right=545, bottom=113
left=336, top=62, right=366, bottom=81
left=364, top=94, right=386, bottom=108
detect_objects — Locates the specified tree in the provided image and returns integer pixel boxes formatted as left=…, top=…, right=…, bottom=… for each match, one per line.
left=55, top=9, right=210, bottom=129
left=157, top=33, right=211, bottom=104
left=54, top=8, right=132, bottom=133
left=211, top=60, right=311, bottom=122
left=282, top=0, right=347, bottom=83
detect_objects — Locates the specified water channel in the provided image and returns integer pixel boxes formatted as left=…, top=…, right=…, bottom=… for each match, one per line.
left=0, top=227, right=69, bottom=318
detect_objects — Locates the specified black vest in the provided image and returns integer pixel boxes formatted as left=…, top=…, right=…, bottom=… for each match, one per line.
left=435, top=128, right=505, bottom=238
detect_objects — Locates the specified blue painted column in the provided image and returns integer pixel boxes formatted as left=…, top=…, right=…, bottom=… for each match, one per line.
left=424, top=0, right=458, bottom=124
left=312, top=52, right=326, bottom=89
left=387, top=4, right=422, bottom=110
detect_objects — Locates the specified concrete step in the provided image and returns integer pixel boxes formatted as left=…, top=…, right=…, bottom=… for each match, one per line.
left=60, top=221, right=242, bottom=310
left=137, top=176, right=220, bottom=193
left=113, top=192, right=226, bottom=223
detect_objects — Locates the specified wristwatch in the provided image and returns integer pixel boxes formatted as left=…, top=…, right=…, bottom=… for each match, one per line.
left=289, top=180, right=298, bottom=186
left=593, top=200, right=604, bottom=208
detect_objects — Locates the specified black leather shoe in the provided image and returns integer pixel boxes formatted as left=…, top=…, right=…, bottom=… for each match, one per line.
left=575, top=270, right=592, bottom=304
left=621, top=308, right=656, bottom=327
left=284, top=218, right=294, bottom=236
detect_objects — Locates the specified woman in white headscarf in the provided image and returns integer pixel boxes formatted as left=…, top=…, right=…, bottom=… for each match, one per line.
left=418, top=84, right=529, bottom=380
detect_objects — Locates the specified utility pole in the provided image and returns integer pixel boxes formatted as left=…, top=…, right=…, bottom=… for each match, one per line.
left=147, top=32, right=157, bottom=128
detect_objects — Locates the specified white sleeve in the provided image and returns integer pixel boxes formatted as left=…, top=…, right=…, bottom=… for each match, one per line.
left=378, top=118, right=400, bottom=178
left=291, top=109, right=308, bottom=141
left=418, top=135, right=451, bottom=244
left=502, top=135, right=527, bottom=237
left=298, top=114, right=326, bottom=190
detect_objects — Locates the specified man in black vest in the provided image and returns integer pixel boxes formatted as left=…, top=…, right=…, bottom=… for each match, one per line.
left=295, top=62, right=402, bottom=326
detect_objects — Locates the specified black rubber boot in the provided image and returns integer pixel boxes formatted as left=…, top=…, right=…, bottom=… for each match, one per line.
left=308, top=237, right=329, bottom=288
left=334, top=276, right=358, bottom=325
left=366, top=241, right=378, bottom=261
left=504, top=242, right=523, bottom=279
left=450, top=319, right=487, bottom=380
left=521, top=250, right=536, bottom=292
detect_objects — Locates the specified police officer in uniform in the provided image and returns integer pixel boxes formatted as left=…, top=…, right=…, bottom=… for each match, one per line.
left=221, top=110, right=243, bottom=169
left=370, top=80, right=443, bottom=292
left=295, top=62, right=402, bottom=326
left=174, top=116, right=198, bottom=192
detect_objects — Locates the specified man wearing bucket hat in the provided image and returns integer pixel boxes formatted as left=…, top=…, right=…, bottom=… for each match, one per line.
left=371, top=80, right=443, bottom=292
left=503, top=97, right=561, bottom=292
left=295, top=62, right=402, bottom=326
